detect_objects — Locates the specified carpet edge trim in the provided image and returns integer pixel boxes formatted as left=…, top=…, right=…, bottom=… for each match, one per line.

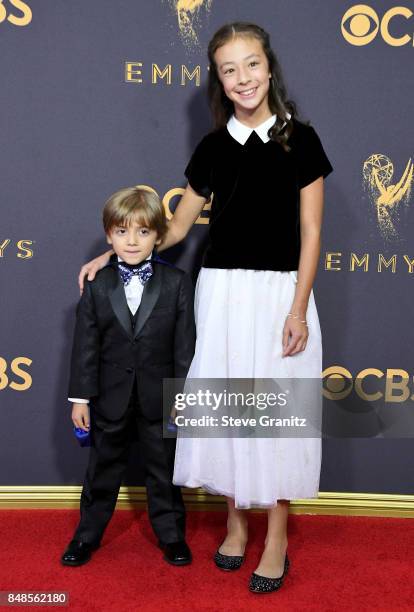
left=0, top=487, right=413, bottom=517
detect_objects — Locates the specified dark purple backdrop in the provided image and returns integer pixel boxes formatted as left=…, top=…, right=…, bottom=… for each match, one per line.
left=1, top=0, right=414, bottom=493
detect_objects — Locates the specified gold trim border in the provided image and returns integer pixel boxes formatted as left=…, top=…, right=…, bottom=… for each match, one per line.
left=0, top=487, right=413, bottom=517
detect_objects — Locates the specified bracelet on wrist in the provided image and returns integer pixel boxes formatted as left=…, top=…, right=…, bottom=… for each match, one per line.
left=287, top=312, right=307, bottom=325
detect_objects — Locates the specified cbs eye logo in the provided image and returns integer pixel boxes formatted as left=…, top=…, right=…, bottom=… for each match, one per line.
left=322, top=366, right=414, bottom=402
left=136, top=184, right=211, bottom=224
left=0, top=0, right=32, bottom=27
left=341, top=4, right=413, bottom=46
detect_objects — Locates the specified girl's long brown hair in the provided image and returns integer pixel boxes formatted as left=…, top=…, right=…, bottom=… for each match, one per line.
left=207, top=22, right=297, bottom=151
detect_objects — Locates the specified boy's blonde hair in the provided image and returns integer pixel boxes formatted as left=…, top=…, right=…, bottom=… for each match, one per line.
left=103, top=186, right=167, bottom=240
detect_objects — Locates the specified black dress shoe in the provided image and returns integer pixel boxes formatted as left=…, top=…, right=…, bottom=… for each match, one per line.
left=61, top=540, right=100, bottom=567
left=159, top=540, right=192, bottom=566
left=249, top=554, right=290, bottom=593
left=214, top=545, right=245, bottom=571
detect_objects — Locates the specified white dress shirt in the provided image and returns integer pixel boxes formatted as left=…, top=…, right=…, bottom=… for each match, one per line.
left=69, top=253, right=152, bottom=405
left=121, top=257, right=146, bottom=316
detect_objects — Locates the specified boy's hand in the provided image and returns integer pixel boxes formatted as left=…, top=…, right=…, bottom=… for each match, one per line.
left=78, top=250, right=113, bottom=294
left=72, top=403, right=90, bottom=431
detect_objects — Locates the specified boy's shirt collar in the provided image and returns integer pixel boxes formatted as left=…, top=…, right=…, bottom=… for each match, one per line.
left=117, top=252, right=153, bottom=266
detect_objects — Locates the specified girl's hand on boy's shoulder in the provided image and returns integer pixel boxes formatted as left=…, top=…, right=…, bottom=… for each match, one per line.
left=72, top=403, right=90, bottom=431
left=78, top=250, right=113, bottom=294
left=282, top=318, right=308, bottom=357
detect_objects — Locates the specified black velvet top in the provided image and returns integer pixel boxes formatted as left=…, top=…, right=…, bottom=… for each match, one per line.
left=185, top=118, right=333, bottom=271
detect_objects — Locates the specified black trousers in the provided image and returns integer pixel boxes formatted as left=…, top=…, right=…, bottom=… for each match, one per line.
left=73, top=387, right=185, bottom=545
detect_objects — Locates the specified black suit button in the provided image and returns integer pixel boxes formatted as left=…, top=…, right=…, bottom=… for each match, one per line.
left=125, top=368, right=133, bottom=374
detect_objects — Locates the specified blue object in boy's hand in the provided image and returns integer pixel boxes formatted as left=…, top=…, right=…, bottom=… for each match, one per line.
left=73, top=426, right=91, bottom=447
left=167, top=417, right=178, bottom=433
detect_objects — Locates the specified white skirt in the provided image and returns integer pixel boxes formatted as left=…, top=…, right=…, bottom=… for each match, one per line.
left=173, top=268, right=322, bottom=509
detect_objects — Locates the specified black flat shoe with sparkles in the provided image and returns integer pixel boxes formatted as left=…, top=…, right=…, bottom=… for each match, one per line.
left=214, top=545, right=245, bottom=571
left=249, top=554, right=290, bottom=593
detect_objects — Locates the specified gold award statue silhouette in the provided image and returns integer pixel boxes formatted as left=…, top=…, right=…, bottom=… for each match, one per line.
left=363, top=154, right=413, bottom=240
left=168, top=0, right=213, bottom=48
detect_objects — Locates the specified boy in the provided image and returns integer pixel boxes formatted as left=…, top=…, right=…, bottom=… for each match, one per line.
left=61, top=187, right=195, bottom=567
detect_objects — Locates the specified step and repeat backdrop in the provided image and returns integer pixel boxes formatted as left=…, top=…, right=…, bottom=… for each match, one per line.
left=1, top=0, right=413, bottom=493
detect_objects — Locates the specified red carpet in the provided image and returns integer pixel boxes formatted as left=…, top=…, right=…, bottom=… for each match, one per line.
left=0, top=510, right=413, bottom=611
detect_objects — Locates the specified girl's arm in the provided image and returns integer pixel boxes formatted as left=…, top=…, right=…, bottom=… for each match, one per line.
left=282, top=176, right=324, bottom=357
left=157, top=184, right=208, bottom=252
left=78, top=184, right=207, bottom=292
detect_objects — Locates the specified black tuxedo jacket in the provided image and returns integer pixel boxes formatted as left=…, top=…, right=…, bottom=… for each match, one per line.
left=68, top=260, right=196, bottom=421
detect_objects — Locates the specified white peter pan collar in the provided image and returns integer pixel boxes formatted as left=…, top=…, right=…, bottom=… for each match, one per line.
left=226, top=113, right=292, bottom=145
left=227, top=114, right=277, bottom=145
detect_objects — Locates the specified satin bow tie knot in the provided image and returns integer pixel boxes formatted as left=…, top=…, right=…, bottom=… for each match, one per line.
left=118, top=261, right=153, bottom=286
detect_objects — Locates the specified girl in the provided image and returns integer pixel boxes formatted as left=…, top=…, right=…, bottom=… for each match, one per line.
left=80, top=22, right=332, bottom=593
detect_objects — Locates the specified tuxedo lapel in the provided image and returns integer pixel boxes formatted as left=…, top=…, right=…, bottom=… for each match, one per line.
left=133, top=263, right=162, bottom=339
left=109, top=272, right=133, bottom=340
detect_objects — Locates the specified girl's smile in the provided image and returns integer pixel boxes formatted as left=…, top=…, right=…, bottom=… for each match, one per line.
left=236, top=87, right=258, bottom=98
